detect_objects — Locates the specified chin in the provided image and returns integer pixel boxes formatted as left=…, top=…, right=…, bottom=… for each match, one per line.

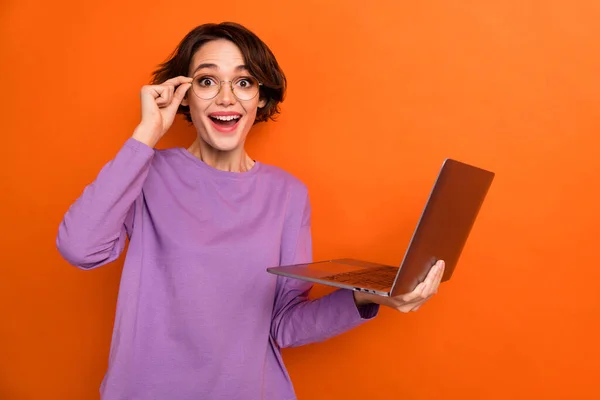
left=205, top=135, right=245, bottom=152
left=202, top=124, right=248, bottom=151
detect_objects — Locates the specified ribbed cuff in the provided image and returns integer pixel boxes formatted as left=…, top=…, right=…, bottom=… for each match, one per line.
left=334, top=289, right=380, bottom=321
left=356, top=302, right=380, bottom=319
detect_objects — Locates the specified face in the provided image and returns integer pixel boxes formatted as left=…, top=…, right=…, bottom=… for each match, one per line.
left=182, top=39, right=266, bottom=153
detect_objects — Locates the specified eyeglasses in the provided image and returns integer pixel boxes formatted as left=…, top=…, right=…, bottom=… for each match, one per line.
left=190, top=75, right=262, bottom=101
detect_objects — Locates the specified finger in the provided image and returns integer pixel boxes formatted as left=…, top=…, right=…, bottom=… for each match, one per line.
left=399, top=281, right=428, bottom=303
left=392, top=261, right=445, bottom=307
left=154, top=88, right=170, bottom=108
left=420, top=260, right=444, bottom=296
left=424, top=260, right=444, bottom=296
left=432, top=260, right=445, bottom=290
left=143, top=84, right=168, bottom=101
left=140, top=85, right=163, bottom=110
left=400, top=293, right=432, bottom=309
left=162, top=75, right=194, bottom=87
left=166, top=82, right=192, bottom=112
left=397, top=300, right=425, bottom=313
left=157, top=84, right=175, bottom=107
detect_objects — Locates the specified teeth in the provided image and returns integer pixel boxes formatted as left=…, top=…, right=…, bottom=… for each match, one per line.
left=212, top=115, right=240, bottom=121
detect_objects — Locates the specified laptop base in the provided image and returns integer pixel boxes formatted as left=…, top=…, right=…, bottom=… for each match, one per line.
left=266, top=258, right=396, bottom=296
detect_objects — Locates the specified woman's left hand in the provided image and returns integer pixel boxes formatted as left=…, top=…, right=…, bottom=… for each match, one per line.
left=353, top=260, right=445, bottom=313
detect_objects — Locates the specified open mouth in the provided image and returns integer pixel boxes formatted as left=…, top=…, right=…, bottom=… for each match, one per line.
left=209, top=114, right=241, bottom=128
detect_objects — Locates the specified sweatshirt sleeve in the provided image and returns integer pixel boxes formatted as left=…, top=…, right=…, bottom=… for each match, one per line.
left=56, top=138, right=155, bottom=269
left=270, top=187, right=379, bottom=348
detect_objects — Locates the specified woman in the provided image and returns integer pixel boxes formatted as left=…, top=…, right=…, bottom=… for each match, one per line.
left=57, top=22, right=445, bottom=400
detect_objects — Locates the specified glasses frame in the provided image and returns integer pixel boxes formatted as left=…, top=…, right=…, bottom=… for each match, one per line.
left=190, top=75, right=263, bottom=101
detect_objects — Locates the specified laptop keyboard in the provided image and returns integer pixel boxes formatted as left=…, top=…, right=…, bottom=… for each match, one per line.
left=320, top=266, right=399, bottom=292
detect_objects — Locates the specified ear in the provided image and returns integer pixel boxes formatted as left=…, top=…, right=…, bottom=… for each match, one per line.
left=181, top=94, right=189, bottom=107
left=258, top=97, right=267, bottom=108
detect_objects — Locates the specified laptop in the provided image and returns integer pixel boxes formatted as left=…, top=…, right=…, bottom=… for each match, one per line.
left=267, top=158, right=495, bottom=297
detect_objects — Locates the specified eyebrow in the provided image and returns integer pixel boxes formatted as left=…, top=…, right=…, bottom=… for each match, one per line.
left=192, top=63, right=249, bottom=75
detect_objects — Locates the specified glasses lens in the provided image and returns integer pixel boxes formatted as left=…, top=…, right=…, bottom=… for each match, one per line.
left=232, top=77, right=260, bottom=100
left=192, top=76, right=220, bottom=100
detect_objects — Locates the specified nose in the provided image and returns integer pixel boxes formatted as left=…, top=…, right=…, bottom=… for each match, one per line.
left=214, top=81, right=236, bottom=106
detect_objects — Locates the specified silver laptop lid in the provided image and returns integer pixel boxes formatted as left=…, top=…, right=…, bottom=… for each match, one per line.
left=390, top=159, right=495, bottom=296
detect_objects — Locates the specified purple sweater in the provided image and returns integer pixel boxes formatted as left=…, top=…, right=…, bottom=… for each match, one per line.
left=56, top=138, right=378, bottom=400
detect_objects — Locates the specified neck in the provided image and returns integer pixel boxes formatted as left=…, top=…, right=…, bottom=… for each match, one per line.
left=187, top=138, right=255, bottom=173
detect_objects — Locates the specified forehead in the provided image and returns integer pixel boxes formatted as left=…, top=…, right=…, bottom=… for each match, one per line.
left=190, top=39, right=246, bottom=73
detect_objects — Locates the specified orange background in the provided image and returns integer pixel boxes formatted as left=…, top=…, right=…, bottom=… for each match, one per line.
left=2, top=1, right=599, bottom=399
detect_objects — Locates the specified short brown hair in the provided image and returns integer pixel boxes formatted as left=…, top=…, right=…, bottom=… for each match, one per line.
left=151, top=22, right=287, bottom=124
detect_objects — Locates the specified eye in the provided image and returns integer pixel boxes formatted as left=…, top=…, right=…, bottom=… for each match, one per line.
left=235, top=77, right=255, bottom=88
left=196, top=76, right=217, bottom=87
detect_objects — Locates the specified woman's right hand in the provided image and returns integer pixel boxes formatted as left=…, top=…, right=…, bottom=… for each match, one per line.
left=132, top=76, right=193, bottom=147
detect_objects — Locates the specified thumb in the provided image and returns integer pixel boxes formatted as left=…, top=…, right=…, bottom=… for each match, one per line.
left=167, top=82, right=192, bottom=112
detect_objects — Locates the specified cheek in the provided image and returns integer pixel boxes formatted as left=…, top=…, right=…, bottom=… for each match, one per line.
left=243, top=100, right=260, bottom=117
left=188, top=99, right=209, bottom=118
